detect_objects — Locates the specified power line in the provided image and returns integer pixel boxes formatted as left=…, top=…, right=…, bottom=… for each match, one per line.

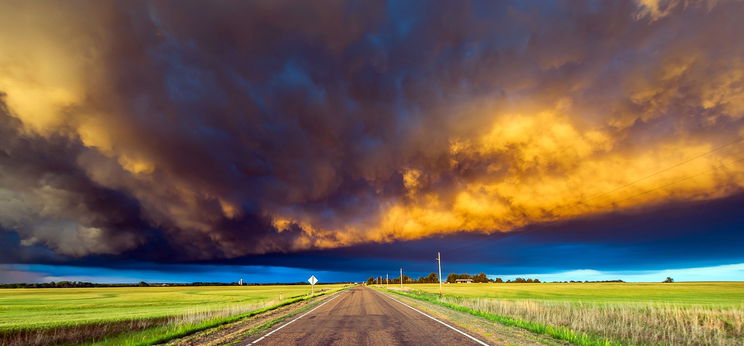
left=605, top=156, right=744, bottom=207
left=580, top=137, right=744, bottom=206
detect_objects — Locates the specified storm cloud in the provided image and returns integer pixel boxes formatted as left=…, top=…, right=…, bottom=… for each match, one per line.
left=1, top=0, right=743, bottom=261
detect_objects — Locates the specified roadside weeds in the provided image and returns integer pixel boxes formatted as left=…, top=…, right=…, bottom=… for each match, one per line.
left=377, top=287, right=612, bottom=346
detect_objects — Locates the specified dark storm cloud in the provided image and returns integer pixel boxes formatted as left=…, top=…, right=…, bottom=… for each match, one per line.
left=8, top=191, right=741, bottom=281
left=0, top=100, right=151, bottom=255
left=0, top=0, right=743, bottom=263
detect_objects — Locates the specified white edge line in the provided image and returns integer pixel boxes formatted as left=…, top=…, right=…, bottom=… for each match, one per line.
left=376, top=289, right=489, bottom=346
left=249, top=291, right=344, bottom=345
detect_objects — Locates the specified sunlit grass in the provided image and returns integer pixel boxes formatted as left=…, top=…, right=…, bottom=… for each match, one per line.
left=381, top=282, right=744, bottom=345
left=0, top=284, right=348, bottom=345
left=400, top=282, right=744, bottom=305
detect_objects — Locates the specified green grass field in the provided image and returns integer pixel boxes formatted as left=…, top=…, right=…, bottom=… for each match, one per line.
left=0, top=284, right=348, bottom=345
left=396, top=281, right=744, bottom=305
left=0, top=285, right=345, bottom=330
left=380, top=282, right=744, bottom=345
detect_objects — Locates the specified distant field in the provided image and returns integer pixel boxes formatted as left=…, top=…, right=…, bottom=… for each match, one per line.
left=400, top=281, right=744, bottom=305
left=0, top=284, right=347, bottom=345
left=382, top=282, right=744, bottom=345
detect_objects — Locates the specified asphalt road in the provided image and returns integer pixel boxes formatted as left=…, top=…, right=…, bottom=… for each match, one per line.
left=245, top=286, right=488, bottom=346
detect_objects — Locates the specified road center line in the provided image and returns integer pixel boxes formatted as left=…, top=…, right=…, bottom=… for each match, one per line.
left=249, top=291, right=344, bottom=345
left=376, top=289, right=490, bottom=346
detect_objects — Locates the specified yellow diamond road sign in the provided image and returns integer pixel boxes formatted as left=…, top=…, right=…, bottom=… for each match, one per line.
left=308, top=275, right=318, bottom=285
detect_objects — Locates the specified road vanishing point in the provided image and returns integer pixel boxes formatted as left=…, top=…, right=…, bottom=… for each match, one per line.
left=244, top=286, right=488, bottom=345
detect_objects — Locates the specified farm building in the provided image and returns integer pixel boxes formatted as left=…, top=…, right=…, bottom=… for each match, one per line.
left=455, top=278, right=473, bottom=283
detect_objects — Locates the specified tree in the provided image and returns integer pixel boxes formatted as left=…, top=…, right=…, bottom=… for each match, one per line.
left=390, top=274, right=411, bottom=284
left=494, top=278, right=503, bottom=283
left=446, top=273, right=458, bottom=283
left=366, top=277, right=375, bottom=285
left=663, top=277, right=674, bottom=283
left=473, top=273, right=488, bottom=283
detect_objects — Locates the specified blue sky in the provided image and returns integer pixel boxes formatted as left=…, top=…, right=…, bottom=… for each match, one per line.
left=3, top=262, right=744, bottom=284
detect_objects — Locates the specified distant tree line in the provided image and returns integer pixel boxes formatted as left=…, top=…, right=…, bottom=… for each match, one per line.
left=447, top=273, right=542, bottom=283
left=503, top=277, right=541, bottom=283
left=447, top=273, right=491, bottom=283
left=0, top=281, right=352, bottom=289
left=0, top=281, right=99, bottom=288
left=0, top=281, right=245, bottom=288
left=366, top=273, right=438, bottom=285
left=548, top=280, right=626, bottom=283
left=365, top=273, right=544, bottom=285
left=366, top=275, right=413, bottom=285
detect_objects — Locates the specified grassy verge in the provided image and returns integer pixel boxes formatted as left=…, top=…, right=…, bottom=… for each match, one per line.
left=378, top=288, right=617, bottom=346
left=89, top=287, right=349, bottom=346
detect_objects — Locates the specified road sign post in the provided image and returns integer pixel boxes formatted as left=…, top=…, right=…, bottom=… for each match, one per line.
left=308, top=275, right=318, bottom=295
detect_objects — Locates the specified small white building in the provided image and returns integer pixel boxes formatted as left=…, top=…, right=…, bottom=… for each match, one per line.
left=456, top=279, right=473, bottom=283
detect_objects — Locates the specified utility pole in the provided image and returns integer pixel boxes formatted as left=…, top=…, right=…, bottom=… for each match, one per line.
left=386, top=274, right=389, bottom=287
left=400, top=268, right=403, bottom=288
left=437, top=251, right=443, bottom=297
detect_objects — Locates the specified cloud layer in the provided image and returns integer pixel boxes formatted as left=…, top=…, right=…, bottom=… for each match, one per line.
left=1, top=0, right=743, bottom=261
